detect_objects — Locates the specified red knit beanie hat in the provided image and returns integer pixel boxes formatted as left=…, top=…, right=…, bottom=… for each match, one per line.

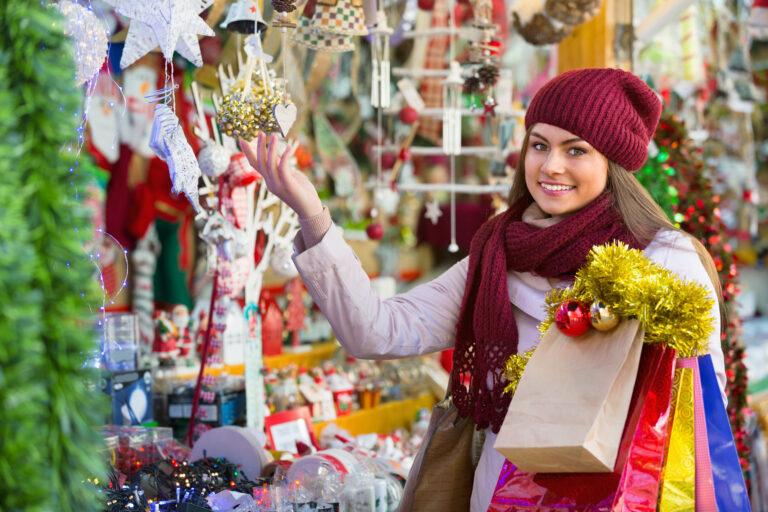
left=525, top=68, right=662, bottom=171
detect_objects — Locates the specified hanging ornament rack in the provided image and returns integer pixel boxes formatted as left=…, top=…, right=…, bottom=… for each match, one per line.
left=372, top=144, right=499, bottom=156
left=375, top=0, right=516, bottom=251
left=383, top=106, right=525, bottom=118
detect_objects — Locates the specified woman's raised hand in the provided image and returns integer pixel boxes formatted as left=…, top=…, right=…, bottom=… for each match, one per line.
left=239, top=131, right=323, bottom=219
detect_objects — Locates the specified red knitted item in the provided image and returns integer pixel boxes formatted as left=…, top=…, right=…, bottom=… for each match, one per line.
left=525, top=68, right=662, bottom=171
left=450, top=193, right=649, bottom=433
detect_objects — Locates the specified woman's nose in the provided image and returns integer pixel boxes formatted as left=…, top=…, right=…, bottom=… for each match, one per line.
left=540, top=150, right=566, bottom=175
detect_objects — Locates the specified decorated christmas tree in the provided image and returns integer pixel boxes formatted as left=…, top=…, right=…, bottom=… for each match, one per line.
left=0, top=3, right=108, bottom=511
left=637, top=111, right=751, bottom=487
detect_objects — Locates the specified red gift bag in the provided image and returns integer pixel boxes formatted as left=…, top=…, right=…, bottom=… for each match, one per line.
left=487, top=344, right=676, bottom=512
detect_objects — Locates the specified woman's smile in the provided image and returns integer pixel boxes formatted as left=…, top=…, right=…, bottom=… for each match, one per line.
left=524, top=123, right=609, bottom=216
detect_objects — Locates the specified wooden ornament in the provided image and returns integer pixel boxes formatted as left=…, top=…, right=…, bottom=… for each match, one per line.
left=273, top=102, right=298, bottom=138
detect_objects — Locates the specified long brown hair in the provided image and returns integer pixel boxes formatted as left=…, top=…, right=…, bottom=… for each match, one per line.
left=508, top=127, right=723, bottom=301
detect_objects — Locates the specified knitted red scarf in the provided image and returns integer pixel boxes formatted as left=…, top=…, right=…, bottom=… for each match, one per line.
left=450, top=193, right=648, bottom=433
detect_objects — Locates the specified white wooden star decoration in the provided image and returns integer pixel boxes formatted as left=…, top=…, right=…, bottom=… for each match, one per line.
left=424, top=199, right=443, bottom=225
left=106, top=0, right=215, bottom=69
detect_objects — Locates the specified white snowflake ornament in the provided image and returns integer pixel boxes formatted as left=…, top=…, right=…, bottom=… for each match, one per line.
left=424, top=199, right=443, bottom=225
left=150, top=104, right=203, bottom=212
left=105, top=0, right=215, bottom=68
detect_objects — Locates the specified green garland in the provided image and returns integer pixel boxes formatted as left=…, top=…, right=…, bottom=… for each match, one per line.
left=0, top=4, right=108, bottom=511
left=539, top=242, right=715, bottom=358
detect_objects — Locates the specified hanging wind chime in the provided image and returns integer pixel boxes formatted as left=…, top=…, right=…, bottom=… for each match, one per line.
left=442, top=60, right=463, bottom=156
left=370, top=9, right=393, bottom=109
left=368, top=2, right=393, bottom=240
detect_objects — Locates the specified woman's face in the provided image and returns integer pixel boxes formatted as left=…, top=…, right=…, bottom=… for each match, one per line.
left=524, top=123, right=609, bottom=217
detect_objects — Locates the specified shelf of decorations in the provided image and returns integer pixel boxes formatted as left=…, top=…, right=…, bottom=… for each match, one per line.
left=171, top=339, right=341, bottom=379
left=311, top=392, right=436, bottom=438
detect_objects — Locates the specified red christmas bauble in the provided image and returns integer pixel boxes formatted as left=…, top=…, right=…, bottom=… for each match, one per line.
left=381, top=152, right=396, bottom=169
left=417, top=0, right=434, bottom=9
left=366, top=222, right=384, bottom=240
left=398, top=147, right=412, bottom=162
left=398, top=106, right=419, bottom=124
left=554, top=300, right=591, bottom=337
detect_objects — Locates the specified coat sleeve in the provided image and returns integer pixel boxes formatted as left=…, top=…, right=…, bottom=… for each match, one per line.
left=293, top=224, right=468, bottom=359
left=647, top=230, right=727, bottom=404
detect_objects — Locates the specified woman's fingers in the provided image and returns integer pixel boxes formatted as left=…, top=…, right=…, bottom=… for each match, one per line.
left=267, top=133, right=280, bottom=184
left=239, top=133, right=303, bottom=206
left=278, top=139, right=299, bottom=179
left=239, top=138, right=259, bottom=174
left=257, top=131, right=268, bottom=178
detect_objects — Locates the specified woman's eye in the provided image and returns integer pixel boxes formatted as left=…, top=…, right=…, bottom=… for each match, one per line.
left=531, top=142, right=547, bottom=151
left=569, top=147, right=587, bottom=156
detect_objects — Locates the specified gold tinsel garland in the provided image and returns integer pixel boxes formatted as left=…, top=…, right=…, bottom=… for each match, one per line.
left=502, top=348, right=535, bottom=396
left=502, top=242, right=715, bottom=395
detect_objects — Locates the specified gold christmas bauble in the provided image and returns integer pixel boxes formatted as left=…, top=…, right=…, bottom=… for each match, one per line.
left=589, top=300, right=619, bottom=331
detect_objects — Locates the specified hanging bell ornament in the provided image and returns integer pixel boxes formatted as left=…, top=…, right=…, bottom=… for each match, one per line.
left=217, top=92, right=259, bottom=140
left=589, top=300, right=619, bottom=331
left=554, top=300, right=591, bottom=337
left=220, top=0, right=268, bottom=33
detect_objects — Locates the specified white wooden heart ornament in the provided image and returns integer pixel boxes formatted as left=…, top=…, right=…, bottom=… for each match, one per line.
left=273, top=102, right=298, bottom=138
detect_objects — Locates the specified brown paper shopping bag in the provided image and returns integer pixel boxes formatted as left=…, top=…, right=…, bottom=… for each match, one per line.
left=494, top=319, right=644, bottom=473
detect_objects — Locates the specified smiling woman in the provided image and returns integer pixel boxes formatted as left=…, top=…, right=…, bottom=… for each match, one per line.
left=239, top=67, right=729, bottom=512
left=523, top=123, right=609, bottom=217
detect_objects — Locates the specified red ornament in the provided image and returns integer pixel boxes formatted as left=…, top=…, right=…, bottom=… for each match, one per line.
left=398, top=106, right=419, bottom=125
left=381, top=152, right=396, bottom=169
left=482, top=97, right=497, bottom=117
left=284, top=277, right=307, bottom=348
left=398, top=147, right=412, bottom=162
left=554, top=300, right=591, bottom=337
left=417, top=0, right=434, bottom=9
left=366, top=222, right=384, bottom=240
left=254, top=230, right=267, bottom=265
left=261, top=291, right=284, bottom=356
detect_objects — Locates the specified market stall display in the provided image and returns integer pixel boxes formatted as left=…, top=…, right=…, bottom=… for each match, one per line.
left=8, top=0, right=768, bottom=509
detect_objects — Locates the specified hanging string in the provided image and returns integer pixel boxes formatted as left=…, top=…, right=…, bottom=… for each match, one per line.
left=377, top=102, right=383, bottom=190
left=449, top=154, right=458, bottom=252
left=448, top=0, right=458, bottom=251
left=448, top=0, right=456, bottom=61
left=144, top=83, right=179, bottom=105
left=282, top=30, right=288, bottom=104
left=162, top=58, right=177, bottom=111
left=375, top=0, right=383, bottom=218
